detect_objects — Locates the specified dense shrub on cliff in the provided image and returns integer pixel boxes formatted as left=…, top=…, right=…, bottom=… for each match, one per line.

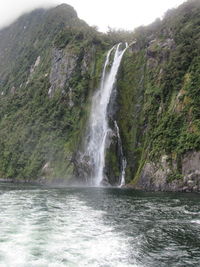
left=115, top=0, right=200, bottom=188
left=0, top=4, right=109, bottom=181
left=0, top=0, right=200, bottom=190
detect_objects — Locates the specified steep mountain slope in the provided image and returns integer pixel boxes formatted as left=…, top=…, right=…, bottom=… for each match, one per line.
left=0, top=0, right=200, bottom=191
left=114, top=0, right=200, bottom=191
left=0, top=4, right=109, bottom=182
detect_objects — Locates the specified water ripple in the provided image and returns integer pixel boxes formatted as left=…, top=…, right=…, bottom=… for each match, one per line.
left=0, top=184, right=200, bottom=266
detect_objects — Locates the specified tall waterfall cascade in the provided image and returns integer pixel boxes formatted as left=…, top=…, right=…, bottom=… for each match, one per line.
left=83, top=43, right=128, bottom=186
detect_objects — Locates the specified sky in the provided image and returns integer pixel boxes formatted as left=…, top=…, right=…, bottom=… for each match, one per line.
left=0, top=0, right=186, bottom=32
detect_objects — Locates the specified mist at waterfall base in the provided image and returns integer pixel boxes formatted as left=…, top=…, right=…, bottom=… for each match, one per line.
left=81, top=43, right=127, bottom=187
left=1, top=182, right=200, bottom=266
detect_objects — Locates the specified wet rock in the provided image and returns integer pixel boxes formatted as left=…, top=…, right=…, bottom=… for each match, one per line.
left=42, top=162, right=52, bottom=176
left=136, top=151, right=200, bottom=192
left=26, top=56, right=41, bottom=85
left=187, top=179, right=195, bottom=187
left=10, top=86, right=16, bottom=94
left=30, top=56, right=41, bottom=74
left=81, top=47, right=94, bottom=75
left=146, top=38, right=175, bottom=68
left=100, top=176, right=111, bottom=187
left=129, top=40, right=140, bottom=53
left=182, top=151, right=200, bottom=175
left=48, top=48, right=78, bottom=97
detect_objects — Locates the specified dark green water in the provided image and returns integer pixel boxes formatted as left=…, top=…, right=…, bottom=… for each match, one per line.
left=0, top=182, right=200, bottom=266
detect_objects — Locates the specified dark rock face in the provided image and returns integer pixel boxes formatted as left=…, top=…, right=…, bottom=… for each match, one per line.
left=135, top=152, right=200, bottom=192
left=48, top=48, right=78, bottom=97
left=104, top=128, right=121, bottom=186
left=182, top=151, right=200, bottom=175
left=182, top=152, right=200, bottom=192
left=73, top=151, right=94, bottom=184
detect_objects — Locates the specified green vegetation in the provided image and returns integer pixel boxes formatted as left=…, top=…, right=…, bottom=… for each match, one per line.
left=0, top=0, right=200, bottom=186
left=115, top=0, right=200, bottom=184
left=167, top=172, right=183, bottom=183
left=0, top=4, right=109, bottom=181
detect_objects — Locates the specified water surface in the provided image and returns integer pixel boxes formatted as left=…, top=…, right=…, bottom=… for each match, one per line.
left=0, top=182, right=200, bottom=266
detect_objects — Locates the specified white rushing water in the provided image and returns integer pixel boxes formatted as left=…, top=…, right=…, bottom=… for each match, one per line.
left=85, top=43, right=128, bottom=186
left=0, top=186, right=139, bottom=267
left=120, top=158, right=127, bottom=187
left=1, top=183, right=200, bottom=267
left=114, top=121, right=127, bottom=187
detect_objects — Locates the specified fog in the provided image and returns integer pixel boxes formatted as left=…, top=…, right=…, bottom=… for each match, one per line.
left=0, top=0, right=186, bottom=32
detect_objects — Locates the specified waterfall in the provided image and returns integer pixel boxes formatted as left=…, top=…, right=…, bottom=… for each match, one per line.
left=84, top=43, right=127, bottom=186
left=120, top=158, right=127, bottom=187
left=114, top=121, right=127, bottom=187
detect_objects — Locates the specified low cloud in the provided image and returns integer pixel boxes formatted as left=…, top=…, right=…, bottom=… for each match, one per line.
left=0, top=0, right=186, bottom=31
left=0, top=0, right=60, bottom=29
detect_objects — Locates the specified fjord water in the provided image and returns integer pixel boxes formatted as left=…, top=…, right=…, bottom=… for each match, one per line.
left=1, top=182, right=200, bottom=267
left=84, top=43, right=127, bottom=186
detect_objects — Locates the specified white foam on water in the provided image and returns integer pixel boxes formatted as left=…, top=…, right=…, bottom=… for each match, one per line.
left=0, top=190, right=141, bottom=267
